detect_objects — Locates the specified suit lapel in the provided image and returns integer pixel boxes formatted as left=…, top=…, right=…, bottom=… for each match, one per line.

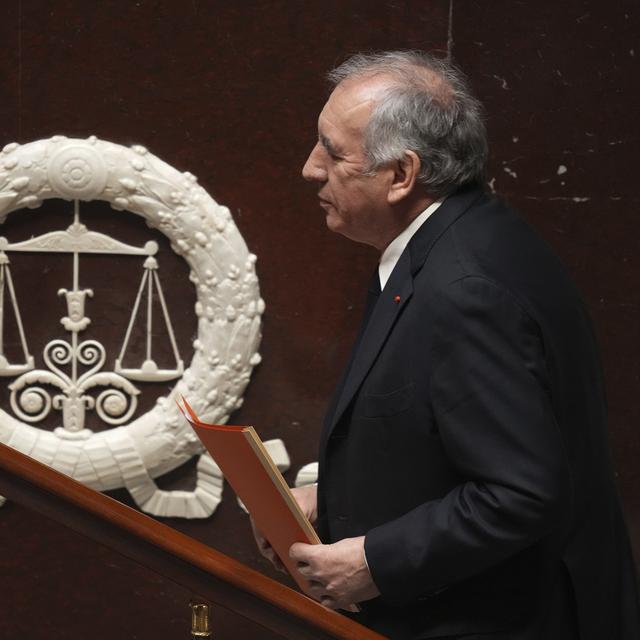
left=322, top=271, right=380, bottom=433
left=327, top=251, right=414, bottom=436
left=324, top=184, right=487, bottom=440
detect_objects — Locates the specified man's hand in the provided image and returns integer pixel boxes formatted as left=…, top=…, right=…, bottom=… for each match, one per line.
left=290, top=483, right=318, bottom=524
left=289, top=535, right=380, bottom=610
left=251, top=484, right=318, bottom=572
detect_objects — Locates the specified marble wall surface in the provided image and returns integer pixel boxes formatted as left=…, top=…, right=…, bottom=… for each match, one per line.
left=0, top=1, right=637, bottom=638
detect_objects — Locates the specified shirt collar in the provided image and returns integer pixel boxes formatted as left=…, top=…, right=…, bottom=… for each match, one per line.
left=378, top=199, right=443, bottom=290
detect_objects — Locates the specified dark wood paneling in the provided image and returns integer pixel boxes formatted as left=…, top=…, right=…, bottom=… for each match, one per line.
left=0, top=501, right=284, bottom=640
left=0, top=443, right=384, bottom=639
left=451, top=0, right=640, bottom=560
left=0, top=0, right=20, bottom=142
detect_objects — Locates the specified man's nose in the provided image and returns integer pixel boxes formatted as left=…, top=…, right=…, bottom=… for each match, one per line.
left=302, top=143, right=327, bottom=183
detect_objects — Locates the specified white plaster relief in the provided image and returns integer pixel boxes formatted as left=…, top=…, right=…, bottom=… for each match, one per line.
left=0, top=136, right=272, bottom=518
left=295, top=462, right=319, bottom=487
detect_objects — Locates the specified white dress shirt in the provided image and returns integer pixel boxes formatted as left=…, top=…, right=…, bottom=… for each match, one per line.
left=378, top=200, right=443, bottom=290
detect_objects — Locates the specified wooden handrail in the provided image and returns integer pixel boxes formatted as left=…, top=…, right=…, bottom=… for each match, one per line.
left=0, top=442, right=384, bottom=640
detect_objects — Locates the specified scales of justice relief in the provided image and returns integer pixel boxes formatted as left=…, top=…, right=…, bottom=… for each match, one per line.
left=0, top=136, right=316, bottom=518
left=0, top=201, right=184, bottom=432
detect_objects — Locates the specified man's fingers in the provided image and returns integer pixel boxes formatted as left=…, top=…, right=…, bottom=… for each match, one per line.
left=307, top=580, right=338, bottom=608
left=262, top=546, right=276, bottom=561
left=296, top=562, right=312, bottom=575
left=251, top=518, right=287, bottom=573
left=299, top=568, right=356, bottom=612
left=291, top=545, right=323, bottom=583
left=273, top=559, right=287, bottom=573
left=289, top=541, right=315, bottom=564
left=260, top=545, right=287, bottom=573
left=259, top=544, right=276, bottom=565
left=257, top=537, right=272, bottom=558
left=250, top=518, right=267, bottom=547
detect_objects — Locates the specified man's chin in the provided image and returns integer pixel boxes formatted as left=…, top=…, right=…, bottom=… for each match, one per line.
left=324, top=212, right=344, bottom=234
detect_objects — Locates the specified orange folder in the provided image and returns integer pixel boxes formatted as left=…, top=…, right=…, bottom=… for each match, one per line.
left=176, top=396, right=320, bottom=597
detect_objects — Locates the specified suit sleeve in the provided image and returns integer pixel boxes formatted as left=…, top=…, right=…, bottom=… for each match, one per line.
left=364, top=275, right=573, bottom=605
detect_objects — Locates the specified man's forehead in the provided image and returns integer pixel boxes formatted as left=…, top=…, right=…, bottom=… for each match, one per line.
left=319, top=76, right=391, bottom=135
left=331, top=76, right=391, bottom=113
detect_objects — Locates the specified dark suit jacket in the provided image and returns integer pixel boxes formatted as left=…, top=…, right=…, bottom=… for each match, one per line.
left=317, top=185, right=640, bottom=639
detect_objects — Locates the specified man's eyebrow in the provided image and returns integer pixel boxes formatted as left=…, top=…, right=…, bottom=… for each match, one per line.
left=319, top=133, right=340, bottom=156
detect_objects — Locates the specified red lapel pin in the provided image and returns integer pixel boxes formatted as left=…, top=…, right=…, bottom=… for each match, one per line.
left=394, top=295, right=401, bottom=303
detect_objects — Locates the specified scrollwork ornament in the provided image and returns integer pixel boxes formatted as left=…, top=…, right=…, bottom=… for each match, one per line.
left=43, top=339, right=73, bottom=382
left=77, top=339, right=106, bottom=373
left=11, top=386, right=52, bottom=423
left=0, top=136, right=266, bottom=518
left=95, top=388, right=138, bottom=425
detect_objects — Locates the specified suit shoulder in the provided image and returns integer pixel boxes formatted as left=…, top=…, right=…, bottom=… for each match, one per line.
left=425, top=194, right=585, bottom=323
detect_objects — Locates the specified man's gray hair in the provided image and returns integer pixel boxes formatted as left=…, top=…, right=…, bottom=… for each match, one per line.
left=328, top=51, right=488, bottom=198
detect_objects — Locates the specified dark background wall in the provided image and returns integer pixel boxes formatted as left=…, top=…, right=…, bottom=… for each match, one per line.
left=0, top=1, right=637, bottom=638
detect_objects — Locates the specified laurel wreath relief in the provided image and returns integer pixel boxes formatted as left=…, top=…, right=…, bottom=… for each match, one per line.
left=0, top=136, right=287, bottom=518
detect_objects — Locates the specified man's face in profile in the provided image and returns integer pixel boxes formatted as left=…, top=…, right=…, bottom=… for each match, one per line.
left=302, top=78, right=396, bottom=249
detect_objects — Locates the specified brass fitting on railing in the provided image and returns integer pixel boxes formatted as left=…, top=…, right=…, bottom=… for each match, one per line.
left=190, top=603, right=211, bottom=638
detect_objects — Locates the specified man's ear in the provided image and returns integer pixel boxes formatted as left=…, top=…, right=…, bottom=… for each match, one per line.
left=387, top=150, right=421, bottom=205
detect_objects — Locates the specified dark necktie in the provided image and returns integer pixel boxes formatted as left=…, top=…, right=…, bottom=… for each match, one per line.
left=357, top=268, right=381, bottom=345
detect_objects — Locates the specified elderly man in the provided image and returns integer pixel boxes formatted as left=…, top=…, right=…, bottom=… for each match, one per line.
left=257, top=51, right=640, bottom=639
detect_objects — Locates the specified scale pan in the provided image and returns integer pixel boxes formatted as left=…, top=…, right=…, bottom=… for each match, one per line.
left=0, top=355, right=35, bottom=377
left=115, top=358, right=184, bottom=383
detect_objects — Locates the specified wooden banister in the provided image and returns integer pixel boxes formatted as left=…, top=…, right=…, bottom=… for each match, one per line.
left=0, top=442, right=384, bottom=640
